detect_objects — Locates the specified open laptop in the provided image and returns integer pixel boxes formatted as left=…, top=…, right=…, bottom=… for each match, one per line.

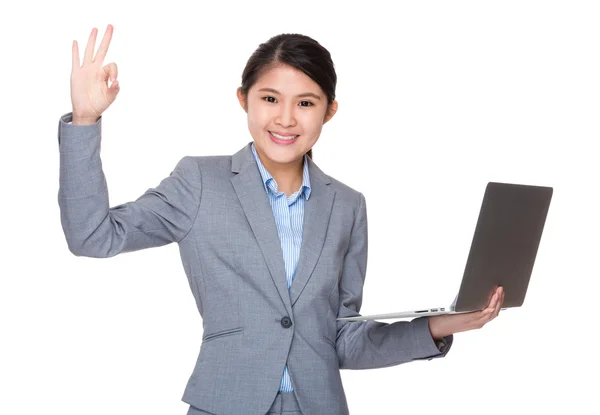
left=337, top=182, right=553, bottom=321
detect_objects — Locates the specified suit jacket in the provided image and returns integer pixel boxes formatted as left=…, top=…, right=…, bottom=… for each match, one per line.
left=57, top=112, right=452, bottom=415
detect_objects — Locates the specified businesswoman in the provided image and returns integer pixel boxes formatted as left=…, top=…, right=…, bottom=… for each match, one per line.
left=58, top=25, right=505, bottom=415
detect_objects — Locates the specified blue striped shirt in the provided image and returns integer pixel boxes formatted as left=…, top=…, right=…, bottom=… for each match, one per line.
left=251, top=142, right=311, bottom=392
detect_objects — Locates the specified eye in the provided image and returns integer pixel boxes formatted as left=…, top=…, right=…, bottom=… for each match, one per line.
left=262, top=96, right=277, bottom=103
left=261, top=96, right=314, bottom=107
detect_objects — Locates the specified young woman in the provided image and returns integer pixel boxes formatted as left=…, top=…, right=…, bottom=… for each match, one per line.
left=58, top=24, right=504, bottom=415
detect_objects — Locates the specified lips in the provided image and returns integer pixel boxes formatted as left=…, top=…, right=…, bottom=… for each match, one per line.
left=269, top=131, right=299, bottom=145
left=269, top=131, right=298, bottom=139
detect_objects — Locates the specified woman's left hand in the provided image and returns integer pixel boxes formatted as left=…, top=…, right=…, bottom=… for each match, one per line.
left=428, top=286, right=505, bottom=340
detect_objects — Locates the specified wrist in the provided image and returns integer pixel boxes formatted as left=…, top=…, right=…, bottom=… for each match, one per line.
left=428, top=316, right=446, bottom=340
left=72, top=113, right=99, bottom=125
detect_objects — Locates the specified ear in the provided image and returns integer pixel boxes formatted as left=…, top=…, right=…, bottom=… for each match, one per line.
left=237, top=87, right=248, bottom=113
left=323, top=100, right=338, bottom=124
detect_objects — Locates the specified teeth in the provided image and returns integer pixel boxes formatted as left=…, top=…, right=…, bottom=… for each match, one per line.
left=271, top=131, right=298, bottom=140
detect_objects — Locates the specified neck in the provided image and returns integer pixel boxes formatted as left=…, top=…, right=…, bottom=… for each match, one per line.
left=256, top=150, right=304, bottom=196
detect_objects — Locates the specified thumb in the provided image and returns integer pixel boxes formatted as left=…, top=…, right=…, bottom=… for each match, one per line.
left=107, top=79, right=120, bottom=102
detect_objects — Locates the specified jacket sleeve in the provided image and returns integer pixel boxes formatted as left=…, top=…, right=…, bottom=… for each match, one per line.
left=57, top=112, right=202, bottom=258
left=335, top=192, right=453, bottom=370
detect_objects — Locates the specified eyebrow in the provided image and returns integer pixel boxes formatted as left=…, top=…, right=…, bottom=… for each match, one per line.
left=258, top=87, right=322, bottom=100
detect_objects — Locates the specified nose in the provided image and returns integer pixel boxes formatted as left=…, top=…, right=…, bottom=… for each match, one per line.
left=275, top=103, right=297, bottom=128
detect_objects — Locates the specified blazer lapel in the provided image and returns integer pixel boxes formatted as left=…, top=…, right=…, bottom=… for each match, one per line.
left=230, top=143, right=292, bottom=315
left=289, top=156, right=335, bottom=306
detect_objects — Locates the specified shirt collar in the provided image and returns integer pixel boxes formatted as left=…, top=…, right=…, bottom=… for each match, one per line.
left=251, top=142, right=312, bottom=200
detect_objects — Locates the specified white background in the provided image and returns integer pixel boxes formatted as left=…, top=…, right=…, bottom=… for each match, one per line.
left=1, top=1, right=598, bottom=414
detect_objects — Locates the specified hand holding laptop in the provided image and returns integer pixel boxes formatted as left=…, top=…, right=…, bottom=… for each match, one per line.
left=429, top=286, right=505, bottom=340
left=337, top=182, right=552, bottom=323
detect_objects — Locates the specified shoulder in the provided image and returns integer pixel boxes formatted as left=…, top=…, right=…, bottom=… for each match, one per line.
left=322, top=173, right=366, bottom=212
left=308, top=157, right=364, bottom=205
left=175, top=154, right=233, bottom=179
left=180, top=154, right=232, bottom=170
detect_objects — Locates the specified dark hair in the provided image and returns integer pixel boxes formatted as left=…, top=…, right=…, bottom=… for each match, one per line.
left=239, top=34, right=337, bottom=159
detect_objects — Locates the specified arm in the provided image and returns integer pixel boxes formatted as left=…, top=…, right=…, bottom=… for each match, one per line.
left=335, top=192, right=453, bottom=370
left=57, top=112, right=202, bottom=257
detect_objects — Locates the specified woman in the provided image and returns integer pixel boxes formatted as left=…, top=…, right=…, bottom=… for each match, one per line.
left=58, top=24, right=504, bottom=415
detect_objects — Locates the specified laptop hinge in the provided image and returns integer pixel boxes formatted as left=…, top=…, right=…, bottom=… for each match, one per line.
left=450, top=293, right=458, bottom=311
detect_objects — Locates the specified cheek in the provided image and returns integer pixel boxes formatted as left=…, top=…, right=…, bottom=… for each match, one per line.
left=248, top=108, right=271, bottom=129
left=302, top=107, right=327, bottom=126
left=301, top=117, right=323, bottom=135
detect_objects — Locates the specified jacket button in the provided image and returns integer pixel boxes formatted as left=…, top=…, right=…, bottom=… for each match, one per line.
left=281, top=316, right=292, bottom=328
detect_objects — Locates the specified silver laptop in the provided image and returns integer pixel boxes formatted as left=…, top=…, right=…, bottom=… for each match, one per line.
left=337, top=182, right=553, bottom=321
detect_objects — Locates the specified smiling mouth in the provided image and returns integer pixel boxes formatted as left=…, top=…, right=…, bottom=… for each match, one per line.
left=269, top=131, right=299, bottom=140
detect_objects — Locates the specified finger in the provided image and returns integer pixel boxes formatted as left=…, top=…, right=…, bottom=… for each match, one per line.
left=488, top=291, right=499, bottom=309
left=93, top=24, right=114, bottom=64
left=103, top=62, right=119, bottom=83
left=467, top=309, right=490, bottom=321
left=485, top=286, right=502, bottom=308
left=107, top=79, right=120, bottom=100
left=489, top=289, right=503, bottom=319
left=494, top=290, right=505, bottom=317
left=491, top=301, right=501, bottom=319
left=496, top=288, right=504, bottom=306
left=72, top=40, right=80, bottom=71
left=84, top=27, right=98, bottom=65
left=474, top=308, right=495, bottom=328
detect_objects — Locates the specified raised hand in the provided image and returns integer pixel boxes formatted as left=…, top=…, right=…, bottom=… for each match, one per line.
left=70, top=24, right=119, bottom=124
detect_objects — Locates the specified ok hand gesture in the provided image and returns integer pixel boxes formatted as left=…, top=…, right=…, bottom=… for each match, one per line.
left=70, top=24, right=119, bottom=124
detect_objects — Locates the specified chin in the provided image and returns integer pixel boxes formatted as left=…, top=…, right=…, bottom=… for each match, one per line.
left=260, top=140, right=308, bottom=164
left=264, top=148, right=306, bottom=165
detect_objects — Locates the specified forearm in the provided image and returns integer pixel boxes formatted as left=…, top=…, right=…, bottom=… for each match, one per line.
left=335, top=317, right=447, bottom=370
left=58, top=112, right=114, bottom=256
left=334, top=192, right=452, bottom=369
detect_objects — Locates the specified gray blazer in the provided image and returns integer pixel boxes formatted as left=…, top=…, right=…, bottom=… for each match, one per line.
left=57, top=111, right=452, bottom=415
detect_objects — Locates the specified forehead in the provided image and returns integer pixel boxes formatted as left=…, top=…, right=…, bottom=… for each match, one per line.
left=252, top=64, right=322, bottom=96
